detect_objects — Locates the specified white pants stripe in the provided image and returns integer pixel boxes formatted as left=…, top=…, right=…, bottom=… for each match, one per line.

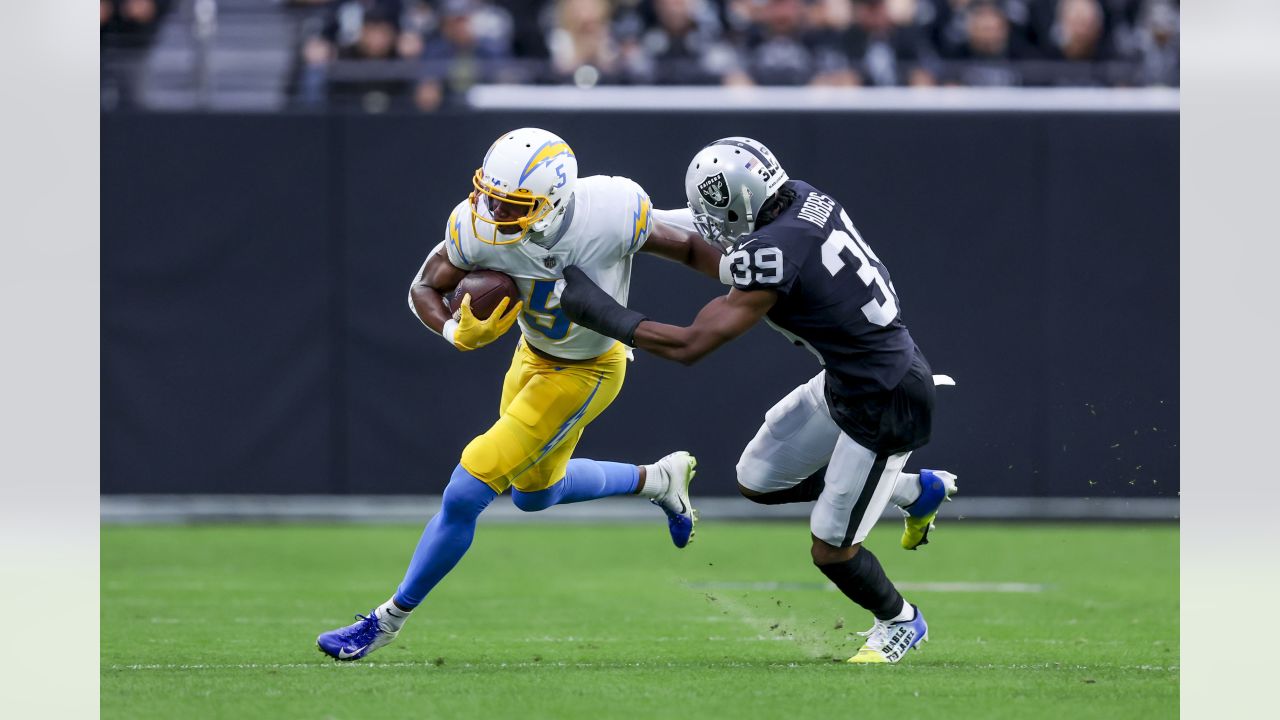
left=737, top=372, right=910, bottom=547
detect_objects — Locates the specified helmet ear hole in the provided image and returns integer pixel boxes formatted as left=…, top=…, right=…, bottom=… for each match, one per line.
left=727, top=210, right=739, bottom=222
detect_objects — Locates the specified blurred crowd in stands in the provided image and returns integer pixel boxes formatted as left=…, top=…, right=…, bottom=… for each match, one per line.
left=101, top=0, right=1180, bottom=113
left=101, top=0, right=174, bottom=109
left=292, top=0, right=1179, bottom=110
left=101, top=0, right=172, bottom=49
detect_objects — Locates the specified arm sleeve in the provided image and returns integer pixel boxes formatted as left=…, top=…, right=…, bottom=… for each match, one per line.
left=560, top=266, right=646, bottom=346
left=652, top=206, right=697, bottom=235
left=442, top=205, right=479, bottom=271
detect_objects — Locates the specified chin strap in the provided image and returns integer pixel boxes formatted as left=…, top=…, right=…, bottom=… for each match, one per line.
left=531, top=193, right=573, bottom=235
left=741, top=184, right=755, bottom=227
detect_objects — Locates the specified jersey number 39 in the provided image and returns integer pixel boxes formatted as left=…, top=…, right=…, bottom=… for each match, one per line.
left=820, top=210, right=899, bottom=327
left=727, top=247, right=783, bottom=285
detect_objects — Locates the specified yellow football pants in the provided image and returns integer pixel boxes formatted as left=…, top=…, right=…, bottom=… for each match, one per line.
left=460, top=338, right=627, bottom=494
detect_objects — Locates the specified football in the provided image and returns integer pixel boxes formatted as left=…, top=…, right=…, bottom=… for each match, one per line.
left=447, top=269, right=521, bottom=321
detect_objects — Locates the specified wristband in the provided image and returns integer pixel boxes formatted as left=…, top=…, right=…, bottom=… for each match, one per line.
left=441, top=318, right=459, bottom=347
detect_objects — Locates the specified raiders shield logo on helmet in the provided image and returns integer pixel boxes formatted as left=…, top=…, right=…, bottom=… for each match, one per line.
left=698, top=173, right=730, bottom=208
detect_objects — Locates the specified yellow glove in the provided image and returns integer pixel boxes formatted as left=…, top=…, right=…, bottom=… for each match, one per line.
left=449, top=294, right=523, bottom=351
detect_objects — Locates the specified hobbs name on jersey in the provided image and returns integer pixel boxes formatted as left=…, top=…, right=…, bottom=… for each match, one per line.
left=796, top=192, right=836, bottom=229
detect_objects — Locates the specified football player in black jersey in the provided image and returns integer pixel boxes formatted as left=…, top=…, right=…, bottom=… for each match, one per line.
left=559, top=137, right=958, bottom=664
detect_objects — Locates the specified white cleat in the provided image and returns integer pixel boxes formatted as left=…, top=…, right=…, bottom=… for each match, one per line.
left=847, top=605, right=929, bottom=664
left=649, top=451, right=698, bottom=548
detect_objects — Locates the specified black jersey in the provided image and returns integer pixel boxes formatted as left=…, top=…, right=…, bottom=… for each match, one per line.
left=727, top=180, right=931, bottom=452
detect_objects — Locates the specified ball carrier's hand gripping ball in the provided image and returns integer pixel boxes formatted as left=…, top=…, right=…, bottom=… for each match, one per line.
left=446, top=271, right=522, bottom=351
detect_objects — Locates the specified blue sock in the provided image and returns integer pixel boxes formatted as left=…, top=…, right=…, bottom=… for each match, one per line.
left=392, top=464, right=497, bottom=610
left=510, top=459, right=639, bottom=512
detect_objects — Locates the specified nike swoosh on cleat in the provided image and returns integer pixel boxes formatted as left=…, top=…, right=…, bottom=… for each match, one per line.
left=337, top=645, right=368, bottom=660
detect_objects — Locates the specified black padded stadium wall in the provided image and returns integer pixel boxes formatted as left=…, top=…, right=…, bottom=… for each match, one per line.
left=101, top=110, right=1178, bottom=498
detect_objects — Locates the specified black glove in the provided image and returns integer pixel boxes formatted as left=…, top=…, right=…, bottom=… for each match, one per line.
left=560, top=265, right=647, bottom=346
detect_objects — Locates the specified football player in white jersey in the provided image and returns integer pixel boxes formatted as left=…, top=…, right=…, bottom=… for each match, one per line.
left=317, top=127, right=724, bottom=661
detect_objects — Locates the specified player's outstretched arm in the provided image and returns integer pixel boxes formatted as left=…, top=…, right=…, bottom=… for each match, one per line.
left=631, top=289, right=775, bottom=365
left=640, top=213, right=724, bottom=281
left=560, top=265, right=775, bottom=366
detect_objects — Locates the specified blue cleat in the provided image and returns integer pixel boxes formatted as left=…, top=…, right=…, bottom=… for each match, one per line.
left=847, top=605, right=929, bottom=664
left=316, top=610, right=399, bottom=661
left=649, top=451, right=698, bottom=548
left=901, top=469, right=958, bottom=550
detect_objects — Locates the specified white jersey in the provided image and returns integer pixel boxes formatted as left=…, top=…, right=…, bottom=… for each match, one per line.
left=439, top=175, right=654, bottom=360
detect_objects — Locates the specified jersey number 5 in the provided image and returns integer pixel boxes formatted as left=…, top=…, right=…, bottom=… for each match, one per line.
left=820, top=210, right=899, bottom=327
left=524, top=279, right=571, bottom=339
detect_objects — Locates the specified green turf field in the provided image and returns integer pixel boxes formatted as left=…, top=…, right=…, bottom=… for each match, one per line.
left=102, top=521, right=1178, bottom=719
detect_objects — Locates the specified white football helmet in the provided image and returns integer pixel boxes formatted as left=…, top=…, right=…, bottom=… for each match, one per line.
left=471, top=127, right=578, bottom=245
left=684, top=137, right=789, bottom=253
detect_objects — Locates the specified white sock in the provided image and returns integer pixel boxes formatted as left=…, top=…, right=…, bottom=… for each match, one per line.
left=890, top=473, right=922, bottom=508
left=638, top=463, right=669, bottom=499
left=375, top=598, right=411, bottom=633
left=888, top=601, right=915, bottom=624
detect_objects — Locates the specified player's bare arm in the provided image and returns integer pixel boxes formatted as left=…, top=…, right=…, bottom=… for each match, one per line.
left=408, top=247, right=469, bottom=335
left=639, top=215, right=724, bottom=281
left=631, top=289, right=776, bottom=365
left=409, top=246, right=521, bottom=351
left=559, top=265, right=776, bottom=365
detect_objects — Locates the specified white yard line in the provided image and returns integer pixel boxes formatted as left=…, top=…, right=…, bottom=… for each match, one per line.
left=104, top=661, right=1179, bottom=672
left=684, top=581, right=1047, bottom=594
left=899, top=581, right=1046, bottom=593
